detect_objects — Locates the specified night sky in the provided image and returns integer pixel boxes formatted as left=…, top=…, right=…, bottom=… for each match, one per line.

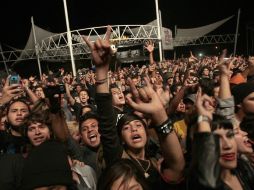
left=0, top=0, right=253, bottom=75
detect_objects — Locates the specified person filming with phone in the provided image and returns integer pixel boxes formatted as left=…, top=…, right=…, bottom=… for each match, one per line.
left=0, top=74, right=40, bottom=155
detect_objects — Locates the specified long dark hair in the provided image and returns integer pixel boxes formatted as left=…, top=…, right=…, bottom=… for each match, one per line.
left=6, top=98, right=31, bottom=114
left=5, top=98, right=31, bottom=133
left=185, top=114, right=233, bottom=167
left=210, top=114, right=233, bottom=131
left=116, top=113, right=153, bottom=157
left=97, top=159, right=150, bottom=190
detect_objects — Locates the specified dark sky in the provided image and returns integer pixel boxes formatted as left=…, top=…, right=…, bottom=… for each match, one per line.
left=0, top=0, right=253, bottom=53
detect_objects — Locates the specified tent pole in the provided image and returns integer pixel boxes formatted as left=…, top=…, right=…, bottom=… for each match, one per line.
left=0, top=43, right=9, bottom=75
left=159, top=10, right=165, bottom=60
left=246, top=25, right=249, bottom=56
left=155, top=0, right=163, bottom=62
left=31, top=17, right=42, bottom=79
left=174, top=25, right=177, bottom=60
left=233, top=9, right=241, bottom=57
left=63, top=0, right=76, bottom=77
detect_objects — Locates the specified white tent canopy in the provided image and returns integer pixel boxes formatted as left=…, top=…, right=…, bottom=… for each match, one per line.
left=174, top=16, right=234, bottom=46
left=19, top=25, right=57, bottom=59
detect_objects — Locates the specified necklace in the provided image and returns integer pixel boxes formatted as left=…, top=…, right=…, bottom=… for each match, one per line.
left=133, top=157, right=151, bottom=178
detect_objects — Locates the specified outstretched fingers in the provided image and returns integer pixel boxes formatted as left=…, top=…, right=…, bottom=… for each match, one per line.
left=128, top=78, right=141, bottom=102
left=104, top=25, right=112, bottom=41
left=83, top=36, right=93, bottom=51
left=142, top=77, right=156, bottom=98
left=4, top=76, right=10, bottom=88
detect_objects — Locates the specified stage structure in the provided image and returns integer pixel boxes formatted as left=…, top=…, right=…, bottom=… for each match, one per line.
left=38, top=25, right=161, bottom=61
left=0, top=15, right=237, bottom=77
left=0, top=25, right=236, bottom=63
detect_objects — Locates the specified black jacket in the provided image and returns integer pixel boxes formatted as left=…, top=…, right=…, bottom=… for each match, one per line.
left=0, top=130, right=27, bottom=154
left=0, top=154, right=24, bottom=190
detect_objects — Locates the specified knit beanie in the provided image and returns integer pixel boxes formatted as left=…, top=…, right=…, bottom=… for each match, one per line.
left=231, top=82, right=254, bottom=105
left=21, top=140, right=73, bottom=190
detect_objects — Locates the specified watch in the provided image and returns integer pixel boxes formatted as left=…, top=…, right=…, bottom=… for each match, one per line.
left=197, top=115, right=210, bottom=123
left=155, top=119, right=174, bottom=136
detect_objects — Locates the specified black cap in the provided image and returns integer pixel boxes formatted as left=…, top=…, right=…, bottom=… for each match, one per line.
left=231, top=82, right=254, bottom=105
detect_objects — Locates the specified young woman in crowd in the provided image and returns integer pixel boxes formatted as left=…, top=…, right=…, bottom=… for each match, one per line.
left=188, top=88, right=254, bottom=190
left=97, top=158, right=149, bottom=190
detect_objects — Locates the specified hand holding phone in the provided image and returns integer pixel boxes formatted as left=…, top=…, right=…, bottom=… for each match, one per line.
left=9, top=75, right=20, bottom=86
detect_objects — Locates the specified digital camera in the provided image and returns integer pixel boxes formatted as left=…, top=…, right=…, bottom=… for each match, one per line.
left=44, top=84, right=66, bottom=96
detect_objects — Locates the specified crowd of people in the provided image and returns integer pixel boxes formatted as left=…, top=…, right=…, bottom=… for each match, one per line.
left=0, top=26, right=254, bottom=190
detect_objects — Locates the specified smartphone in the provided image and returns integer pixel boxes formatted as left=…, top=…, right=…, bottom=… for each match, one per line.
left=9, top=75, right=20, bottom=85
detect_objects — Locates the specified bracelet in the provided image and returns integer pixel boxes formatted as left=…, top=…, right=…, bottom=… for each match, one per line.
left=95, top=77, right=108, bottom=85
left=197, top=115, right=210, bottom=124
left=154, top=118, right=174, bottom=136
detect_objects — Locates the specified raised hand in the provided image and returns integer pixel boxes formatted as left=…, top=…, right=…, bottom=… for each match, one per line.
left=155, top=85, right=171, bottom=108
left=218, top=49, right=235, bottom=77
left=1, top=76, right=24, bottom=104
left=126, top=77, right=167, bottom=125
left=83, top=26, right=113, bottom=68
left=196, top=88, right=213, bottom=120
left=218, top=49, right=228, bottom=64
left=188, top=50, right=198, bottom=63
left=29, top=76, right=36, bottom=83
left=144, top=40, right=155, bottom=53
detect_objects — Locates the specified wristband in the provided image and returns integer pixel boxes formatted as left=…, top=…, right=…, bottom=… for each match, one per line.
left=154, top=118, right=174, bottom=136
left=197, top=115, right=210, bottom=124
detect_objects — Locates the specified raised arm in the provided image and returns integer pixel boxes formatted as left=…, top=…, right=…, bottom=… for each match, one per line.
left=83, top=26, right=123, bottom=166
left=144, top=40, right=155, bottom=65
left=167, top=85, right=187, bottom=116
left=216, top=50, right=235, bottom=121
left=126, top=77, right=185, bottom=182
left=188, top=88, right=221, bottom=189
left=0, top=76, right=24, bottom=116
left=188, top=51, right=198, bottom=64
left=23, top=83, right=39, bottom=104
left=64, top=78, right=75, bottom=106
left=218, top=49, right=232, bottom=99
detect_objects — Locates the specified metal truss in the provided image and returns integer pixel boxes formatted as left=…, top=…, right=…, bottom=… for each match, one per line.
left=0, top=25, right=236, bottom=63
left=0, top=49, right=36, bottom=62
left=38, top=25, right=159, bottom=59
left=174, top=34, right=236, bottom=46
